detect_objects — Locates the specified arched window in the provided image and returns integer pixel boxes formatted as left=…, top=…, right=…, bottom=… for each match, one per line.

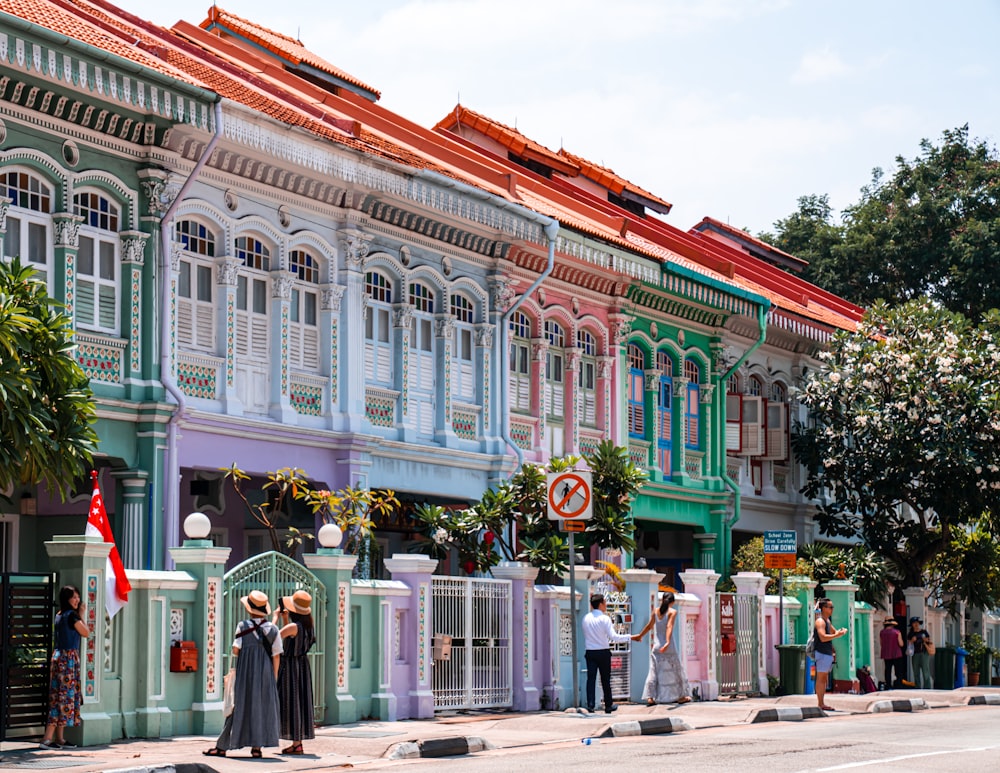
left=234, top=234, right=271, bottom=377
left=175, top=218, right=217, bottom=349
left=765, top=380, right=789, bottom=461
left=234, top=235, right=270, bottom=271
left=364, top=271, right=393, bottom=385
left=627, top=344, right=645, bottom=438
left=451, top=293, right=475, bottom=402
left=577, top=329, right=598, bottom=427
left=288, top=249, right=319, bottom=371
left=684, top=358, right=701, bottom=450
left=509, top=311, right=532, bottom=413
left=657, top=350, right=674, bottom=475
left=74, top=191, right=120, bottom=334
left=727, top=374, right=740, bottom=394
left=544, top=320, right=565, bottom=419
left=409, top=282, right=436, bottom=436
left=749, top=375, right=764, bottom=397
left=2, top=171, right=53, bottom=284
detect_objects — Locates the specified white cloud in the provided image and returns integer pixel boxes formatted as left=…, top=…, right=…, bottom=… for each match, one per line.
left=792, top=47, right=851, bottom=84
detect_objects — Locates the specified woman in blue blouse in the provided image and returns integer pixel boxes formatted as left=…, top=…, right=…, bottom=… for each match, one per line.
left=39, top=585, right=90, bottom=750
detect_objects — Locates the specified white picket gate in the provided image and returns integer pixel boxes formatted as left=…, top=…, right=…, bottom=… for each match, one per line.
left=431, top=576, right=513, bottom=710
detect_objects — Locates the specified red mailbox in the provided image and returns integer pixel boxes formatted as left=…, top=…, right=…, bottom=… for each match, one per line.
left=169, top=640, right=198, bottom=672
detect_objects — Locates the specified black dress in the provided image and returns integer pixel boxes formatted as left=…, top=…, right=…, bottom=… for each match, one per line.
left=278, top=622, right=316, bottom=741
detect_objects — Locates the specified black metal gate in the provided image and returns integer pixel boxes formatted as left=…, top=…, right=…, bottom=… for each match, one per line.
left=1, top=572, right=55, bottom=741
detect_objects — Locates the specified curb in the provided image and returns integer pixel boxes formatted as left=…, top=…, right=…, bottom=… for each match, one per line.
left=967, top=694, right=1000, bottom=706
left=600, top=717, right=692, bottom=738
left=106, top=766, right=219, bottom=773
left=385, top=736, right=494, bottom=759
left=752, top=706, right=826, bottom=723
left=869, top=698, right=927, bottom=713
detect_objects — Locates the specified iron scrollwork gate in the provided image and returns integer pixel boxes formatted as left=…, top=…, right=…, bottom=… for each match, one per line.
left=596, top=583, right=632, bottom=700
left=1, top=572, right=55, bottom=741
left=431, top=577, right=513, bottom=710
left=716, top=591, right=760, bottom=695
left=223, top=553, right=327, bottom=722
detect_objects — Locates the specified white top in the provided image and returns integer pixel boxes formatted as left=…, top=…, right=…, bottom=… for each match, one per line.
left=582, top=608, right=632, bottom=650
left=232, top=618, right=284, bottom=656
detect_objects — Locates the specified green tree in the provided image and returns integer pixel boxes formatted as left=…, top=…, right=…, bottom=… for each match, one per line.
left=0, top=257, right=98, bottom=496
left=793, top=299, right=1000, bottom=591
left=777, top=126, right=1000, bottom=321
left=925, top=517, right=1000, bottom=613
left=799, top=542, right=890, bottom=609
left=412, top=440, right=645, bottom=576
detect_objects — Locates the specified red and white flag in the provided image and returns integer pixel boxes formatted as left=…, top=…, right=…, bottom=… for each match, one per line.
left=85, top=470, right=131, bottom=619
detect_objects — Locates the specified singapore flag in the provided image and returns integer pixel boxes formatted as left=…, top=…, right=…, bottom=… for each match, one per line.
left=85, top=471, right=131, bottom=618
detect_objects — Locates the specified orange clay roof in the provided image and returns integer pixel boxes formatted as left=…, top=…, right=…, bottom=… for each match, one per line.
left=3, top=0, right=206, bottom=87
left=434, top=105, right=580, bottom=176
left=200, top=6, right=380, bottom=99
left=695, top=216, right=808, bottom=271
left=556, top=148, right=672, bottom=214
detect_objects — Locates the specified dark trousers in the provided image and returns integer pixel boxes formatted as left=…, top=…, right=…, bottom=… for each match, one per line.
left=884, top=656, right=905, bottom=687
left=585, top=649, right=612, bottom=710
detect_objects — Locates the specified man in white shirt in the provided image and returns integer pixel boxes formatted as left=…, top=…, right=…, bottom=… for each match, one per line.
left=582, top=593, right=633, bottom=713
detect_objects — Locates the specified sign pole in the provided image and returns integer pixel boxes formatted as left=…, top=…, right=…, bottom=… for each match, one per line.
left=778, top=568, right=785, bottom=645
left=569, top=530, right=579, bottom=709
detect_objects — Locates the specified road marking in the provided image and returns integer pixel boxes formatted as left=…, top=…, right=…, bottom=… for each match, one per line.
left=817, top=744, right=1000, bottom=770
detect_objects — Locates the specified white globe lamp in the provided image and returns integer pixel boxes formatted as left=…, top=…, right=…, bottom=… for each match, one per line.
left=183, top=511, right=212, bottom=540
left=317, top=522, right=343, bottom=550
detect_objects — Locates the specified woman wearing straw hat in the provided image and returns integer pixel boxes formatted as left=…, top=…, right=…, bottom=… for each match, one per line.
left=204, top=590, right=282, bottom=759
left=274, top=590, right=316, bottom=755
left=879, top=616, right=905, bottom=689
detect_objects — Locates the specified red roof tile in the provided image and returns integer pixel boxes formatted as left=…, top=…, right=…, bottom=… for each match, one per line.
left=200, top=6, right=380, bottom=99
left=557, top=148, right=672, bottom=214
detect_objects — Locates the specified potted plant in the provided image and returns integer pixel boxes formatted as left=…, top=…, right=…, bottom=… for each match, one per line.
left=962, top=633, right=988, bottom=686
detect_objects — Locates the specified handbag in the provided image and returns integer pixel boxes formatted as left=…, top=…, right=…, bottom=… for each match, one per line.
left=905, top=642, right=915, bottom=657
left=222, top=670, right=235, bottom=717
left=925, top=639, right=936, bottom=656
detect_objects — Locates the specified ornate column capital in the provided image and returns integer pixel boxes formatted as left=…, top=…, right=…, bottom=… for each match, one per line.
left=217, top=256, right=241, bottom=286
left=0, top=195, right=11, bottom=231
left=120, top=230, right=149, bottom=265
left=340, top=230, right=372, bottom=271
left=393, top=305, right=414, bottom=328
left=474, top=324, right=494, bottom=348
left=609, top=314, right=632, bottom=346
left=598, top=356, right=615, bottom=380
left=489, top=277, right=516, bottom=313
left=435, top=316, right=456, bottom=339
left=137, top=168, right=179, bottom=218
left=322, top=283, right=346, bottom=313
left=531, top=338, right=548, bottom=362
left=52, top=212, right=83, bottom=248
left=644, top=369, right=661, bottom=390
left=271, top=270, right=294, bottom=301
left=565, top=347, right=582, bottom=371
left=699, top=383, right=715, bottom=404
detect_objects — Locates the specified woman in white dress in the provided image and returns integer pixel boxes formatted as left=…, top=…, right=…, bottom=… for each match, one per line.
left=632, top=591, right=692, bottom=705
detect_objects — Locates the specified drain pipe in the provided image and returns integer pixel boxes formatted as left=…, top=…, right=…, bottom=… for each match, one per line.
left=498, top=220, right=559, bottom=470
left=718, top=304, right=768, bottom=576
left=159, top=100, right=224, bottom=569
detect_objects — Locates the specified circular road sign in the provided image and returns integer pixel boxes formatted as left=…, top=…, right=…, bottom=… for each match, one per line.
left=547, top=471, right=592, bottom=520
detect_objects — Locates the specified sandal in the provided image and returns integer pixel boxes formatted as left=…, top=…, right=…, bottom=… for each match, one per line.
left=646, top=699, right=656, bottom=706
left=203, top=748, right=226, bottom=757
left=251, top=747, right=262, bottom=758
left=677, top=696, right=692, bottom=704
left=282, top=743, right=304, bottom=755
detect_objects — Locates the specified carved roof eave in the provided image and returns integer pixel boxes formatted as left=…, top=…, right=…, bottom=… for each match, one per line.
left=0, top=70, right=176, bottom=147
left=725, top=310, right=835, bottom=356
left=163, top=112, right=571, bottom=260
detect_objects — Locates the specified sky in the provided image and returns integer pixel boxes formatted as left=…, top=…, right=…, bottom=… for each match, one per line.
left=120, top=0, right=999, bottom=235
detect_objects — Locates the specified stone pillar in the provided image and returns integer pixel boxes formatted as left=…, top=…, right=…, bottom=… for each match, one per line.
left=44, top=535, right=113, bottom=746
left=903, top=586, right=927, bottom=629
left=304, top=549, right=360, bottom=724
left=733, top=571, right=769, bottom=695
left=434, top=316, right=458, bottom=447
left=565, top=565, right=604, bottom=707
left=693, top=532, right=717, bottom=571
left=532, top=584, right=575, bottom=711
left=269, top=270, right=296, bottom=423
left=493, top=562, right=541, bottom=710
left=169, top=538, right=231, bottom=735
left=383, top=553, right=438, bottom=719
left=678, top=568, right=720, bottom=700
left=789, top=576, right=818, bottom=644
left=621, top=568, right=665, bottom=701
left=112, top=469, right=149, bottom=570
left=823, top=579, right=859, bottom=690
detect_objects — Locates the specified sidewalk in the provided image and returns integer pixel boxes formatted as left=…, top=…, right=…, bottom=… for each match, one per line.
left=1, top=687, right=996, bottom=772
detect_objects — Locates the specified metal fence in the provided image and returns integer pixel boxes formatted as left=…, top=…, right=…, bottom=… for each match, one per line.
left=431, top=576, right=513, bottom=710
left=716, top=591, right=760, bottom=696
left=1, top=572, right=54, bottom=741
left=223, top=552, right=327, bottom=722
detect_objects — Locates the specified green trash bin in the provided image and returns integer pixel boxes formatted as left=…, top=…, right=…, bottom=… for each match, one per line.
left=776, top=644, right=807, bottom=695
left=934, top=645, right=956, bottom=689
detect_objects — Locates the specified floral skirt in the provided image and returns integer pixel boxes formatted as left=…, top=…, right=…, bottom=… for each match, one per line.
left=47, top=649, right=82, bottom=727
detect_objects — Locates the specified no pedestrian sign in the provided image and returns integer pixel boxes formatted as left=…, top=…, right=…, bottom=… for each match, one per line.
left=546, top=471, right=593, bottom=521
